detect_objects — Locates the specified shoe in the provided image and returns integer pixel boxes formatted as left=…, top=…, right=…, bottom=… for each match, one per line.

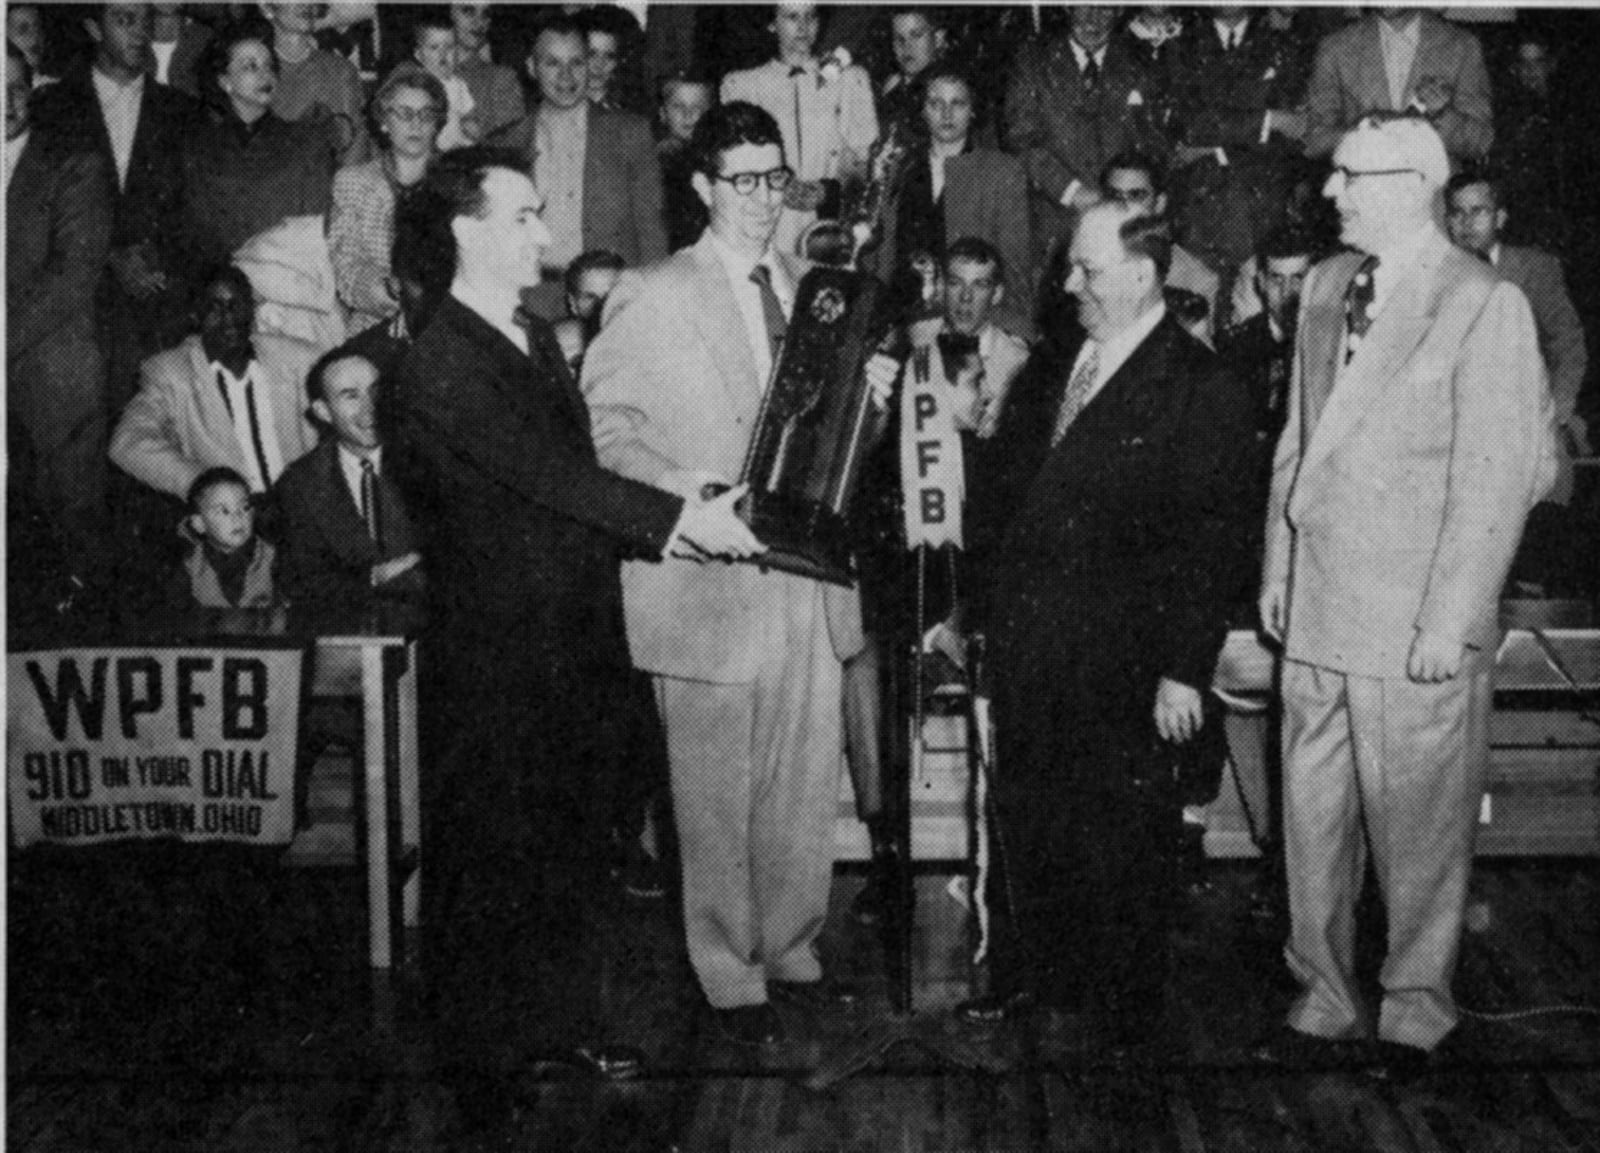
left=955, top=990, right=1036, bottom=1028
left=709, top=1003, right=784, bottom=1046
left=770, top=977, right=864, bottom=1012
left=1251, top=1026, right=1367, bottom=1071
left=571, top=1044, right=646, bottom=1081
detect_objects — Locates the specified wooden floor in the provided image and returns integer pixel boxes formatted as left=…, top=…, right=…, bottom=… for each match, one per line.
left=8, top=857, right=1600, bottom=1152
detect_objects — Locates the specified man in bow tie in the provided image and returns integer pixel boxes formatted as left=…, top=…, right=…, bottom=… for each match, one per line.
left=1258, top=116, right=1554, bottom=1078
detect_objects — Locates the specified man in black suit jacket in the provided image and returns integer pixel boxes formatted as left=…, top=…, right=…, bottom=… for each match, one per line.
left=277, top=347, right=424, bottom=612
left=33, top=3, right=197, bottom=413
left=963, top=205, right=1254, bottom=1053
left=384, top=147, right=757, bottom=1131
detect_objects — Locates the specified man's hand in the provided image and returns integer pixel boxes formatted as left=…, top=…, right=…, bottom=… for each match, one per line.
left=865, top=351, right=899, bottom=411
left=1407, top=630, right=1464, bottom=683
left=1154, top=677, right=1204, bottom=744
left=1259, top=584, right=1287, bottom=642
left=673, top=482, right=766, bottom=561
left=658, top=468, right=732, bottom=501
left=1412, top=79, right=1453, bottom=116
left=371, top=552, right=421, bottom=587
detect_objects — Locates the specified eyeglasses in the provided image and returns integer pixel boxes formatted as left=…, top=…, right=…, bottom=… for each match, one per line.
left=711, top=167, right=794, bottom=195
left=1330, top=166, right=1419, bottom=183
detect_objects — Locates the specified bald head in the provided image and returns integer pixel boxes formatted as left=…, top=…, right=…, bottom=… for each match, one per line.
left=1065, top=203, right=1164, bottom=343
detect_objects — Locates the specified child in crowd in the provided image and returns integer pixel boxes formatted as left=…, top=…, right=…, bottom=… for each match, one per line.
left=413, top=9, right=479, bottom=151
left=170, top=467, right=277, bottom=609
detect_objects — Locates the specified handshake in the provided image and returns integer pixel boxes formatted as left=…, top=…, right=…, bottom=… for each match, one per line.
left=663, top=471, right=767, bottom=562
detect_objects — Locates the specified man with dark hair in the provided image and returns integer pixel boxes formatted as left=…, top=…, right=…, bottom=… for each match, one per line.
left=563, top=248, right=625, bottom=333
left=33, top=2, right=198, bottom=414
left=1005, top=5, right=1169, bottom=259
left=6, top=38, right=115, bottom=589
left=583, top=102, right=895, bottom=1048
left=961, top=202, right=1253, bottom=1061
left=878, top=6, right=948, bottom=139
left=1101, top=151, right=1220, bottom=342
left=1491, top=30, right=1569, bottom=252
left=384, top=145, right=756, bottom=1129
left=490, top=15, right=665, bottom=319
left=450, top=2, right=525, bottom=139
left=277, top=347, right=424, bottom=610
left=1220, top=224, right=1318, bottom=448
left=1446, top=166, right=1589, bottom=591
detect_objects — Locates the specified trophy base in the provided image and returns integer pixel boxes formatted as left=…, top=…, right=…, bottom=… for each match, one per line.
left=740, top=491, right=856, bottom=587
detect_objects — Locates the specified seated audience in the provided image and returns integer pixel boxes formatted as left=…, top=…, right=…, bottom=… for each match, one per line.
left=179, top=17, right=339, bottom=274
left=169, top=466, right=278, bottom=609
left=721, top=1, right=879, bottom=256
left=263, top=1, right=370, bottom=164
left=450, top=2, right=525, bottom=139
left=880, top=64, right=1033, bottom=337
left=657, top=71, right=713, bottom=250
left=1101, top=152, right=1221, bottom=343
left=330, top=64, right=447, bottom=332
left=6, top=41, right=114, bottom=586
left=111, top=264, right=320, bottom=502
left=33, top=2, right=199, bottom=415
left=878, top=7, right=948, bottom=141
left=1303, top=7, right=1492, bottom=164
left=277, top=347, right=424, bottom=610
left=411, top=6, right=479, bottom=151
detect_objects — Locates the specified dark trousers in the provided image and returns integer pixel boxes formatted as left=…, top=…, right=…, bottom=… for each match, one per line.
left=985, top=623, right=1181, bottom=1040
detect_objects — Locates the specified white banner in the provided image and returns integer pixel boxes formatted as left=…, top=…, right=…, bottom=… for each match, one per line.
left=8, top=648, right=304, bottom=849
left=899, top=343, right=966, bottom=549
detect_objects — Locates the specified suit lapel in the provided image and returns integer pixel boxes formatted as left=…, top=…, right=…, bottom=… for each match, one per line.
left=315, top=441, right=378, bottom=561
left=188, top=338, right=248, bottom=472
left=1050, top=316, right=1173, bottom=456
left=1300, top=235, right=1447, bottom=476
left=686, top=236, right=763, bottom=414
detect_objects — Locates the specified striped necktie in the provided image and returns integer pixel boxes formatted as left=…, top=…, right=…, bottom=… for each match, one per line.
left=1051, top=343, right=1101, bottom=446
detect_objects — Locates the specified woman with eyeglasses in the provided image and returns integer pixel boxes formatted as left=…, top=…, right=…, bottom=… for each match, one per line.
left=328, top=64, right=449, bottom=333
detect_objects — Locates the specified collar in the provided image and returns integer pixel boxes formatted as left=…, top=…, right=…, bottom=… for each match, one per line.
left=1379, top=13, right=1421, bottom=39
left=1069, top=39, right=1107, bottom=68
left=704, top=227, right=784, bottom=295
left=929, top=137, right=968, bottom=163
left=1214, top=16, right=1249, bottom=39
left=91, top=65, right=145, bottom=96
left=338, top=442, right=381, bottom=470
left=537, top=99, right=587, bottom=124
left=1366, top=223, right=1434, bottom=282
left=1094, top=301, right=1167, bottom=372
left=8, top=130, right=29, bottom=161
left=450, top=278, right=528, bottom=349
left=209, top=354, right=258, bottom=386
left=226, top=107, right=276, bottom=143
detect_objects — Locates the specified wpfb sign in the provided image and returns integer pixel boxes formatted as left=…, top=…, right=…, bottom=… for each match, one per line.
left=8, top=649, right=303, bottom=849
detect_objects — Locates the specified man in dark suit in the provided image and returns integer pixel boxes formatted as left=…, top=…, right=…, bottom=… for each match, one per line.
left=277, top=347, right=424, bottom=611
left=384, top=146, right=757, bottom=1132
left=490, top=15, right=666, bottom=319
left=960, top=203, right=1253, bottom=1055
left=6, top=41, right=115, bottom=588
left=34, top=2, right=198, bottom=415
left=1168, top=5, right=1308, bottom=276
left=1004, top=6, right=1169, bottom=260
left=1218, top=225, right=1317, bottom=461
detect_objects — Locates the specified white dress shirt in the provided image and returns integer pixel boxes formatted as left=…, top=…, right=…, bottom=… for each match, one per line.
left=1064, top=302, right=1168, bottom=410
left=212, top=360, right=286, bottom=492
left=704, top=229, right=794, bottom=387
left=1379, top=14, right=1422, bottom=110
left=92, top=67, right=145, bottom=189
left=151, top=41, right=178, bottom=86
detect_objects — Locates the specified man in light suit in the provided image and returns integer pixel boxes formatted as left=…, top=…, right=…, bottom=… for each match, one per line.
left=1303, top=9, right=1492, bottom=164
left=109, top=263, right=320, bottom=503
left=1259, top=117, right=1555, bottom=1077
left=490, top=16, right=666, bottom=317
left=6, top=42, right=114, bottom=585
left=583, top=101, right=893, bottom=1048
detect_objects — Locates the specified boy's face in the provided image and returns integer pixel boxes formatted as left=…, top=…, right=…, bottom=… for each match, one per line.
left=943, top=256, right=1002, bottom=335
left=415, top=26, right=457, bottom=80
left=661, top=80, right=712, bottom=141
left=312, top=356, right=380, bottom=452
left=192, top=483, right=255, bottom=553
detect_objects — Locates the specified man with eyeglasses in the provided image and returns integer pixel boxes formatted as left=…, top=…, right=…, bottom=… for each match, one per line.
left=584, top=101, right=896, bottom=1050
left=1257, top=116, right=1555, bottom=1081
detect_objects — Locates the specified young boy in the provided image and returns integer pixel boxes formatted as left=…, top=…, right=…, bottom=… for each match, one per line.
left=171, top=467, right=277, bottom=609
left=413, top=8, right=478, bottom=151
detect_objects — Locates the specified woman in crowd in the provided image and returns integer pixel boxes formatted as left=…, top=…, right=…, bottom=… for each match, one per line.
left=329, top=64, right=448, bottom=333
left=180, top=17, right=340, bottom=275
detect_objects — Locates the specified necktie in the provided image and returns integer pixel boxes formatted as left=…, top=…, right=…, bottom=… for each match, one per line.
left=790, top=66, right=806, bottom=174
left=937, top=332, right=980, bottom=382
left=750, top=264, right=788, bottom=359
left=1343, top=255, right=1380, bottom=364
left=1050, top=343, right=1101, bottom=447
left=1082, top=51, right=1101, bottom=88
left=219, top=369, right=275, bottom=491
left=360, top=459, right=383, bottom=551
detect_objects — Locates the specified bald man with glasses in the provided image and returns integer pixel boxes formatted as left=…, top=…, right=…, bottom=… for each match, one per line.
left=1258, top=116, right=1555, bottom=1079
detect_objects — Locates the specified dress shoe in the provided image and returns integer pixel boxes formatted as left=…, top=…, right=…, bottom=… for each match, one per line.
left=710, top=1003, right=785, bottom=1046
left=770, top=977, right=864, bottom=1012
left=954, top=990, right=1036, bottom=1028
left=1251, top=1026, right=1367, bottom=1071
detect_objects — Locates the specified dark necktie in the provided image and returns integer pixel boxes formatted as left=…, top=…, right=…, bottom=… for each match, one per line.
left=790, top=66, right=807, bottom=173
left=217, top=368, right=275, bottom=490
left=1344, top=254, right=1380, bottom=364
left=750, top=264, right=788, bottom=359
left=360, top=459, right=383, bottom=552
left=1082, top=51, right=1101, bottom=88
